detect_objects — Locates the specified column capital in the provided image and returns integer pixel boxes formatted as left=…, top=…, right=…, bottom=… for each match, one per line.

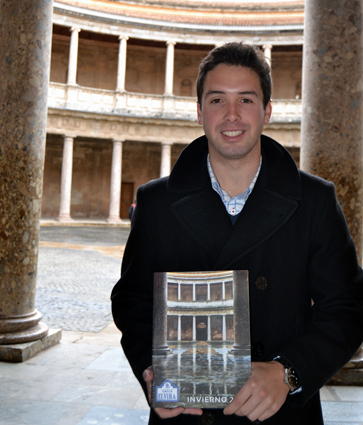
left=63, top=134, right=76, bottom=140
left=118, top=35, right=129, bottom=41
left=166, top=40, right=176, bottom=47
left=70, top=27, right=81, bottom=33
left=263, top=43, right=273, bottom=50
left=112, top=138, right=125, bottom=144
left=161, top=141, right=173, bottom=146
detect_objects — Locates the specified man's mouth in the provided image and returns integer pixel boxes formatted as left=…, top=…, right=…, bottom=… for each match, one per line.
left=222, top=130, right=244, bottom=137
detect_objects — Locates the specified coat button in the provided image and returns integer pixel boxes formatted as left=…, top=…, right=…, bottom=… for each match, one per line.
left=252, top=342, right=265, bottom=358
left=201, top=411, right=215, bottom=425
left=255, top=276, right=268, bottom=291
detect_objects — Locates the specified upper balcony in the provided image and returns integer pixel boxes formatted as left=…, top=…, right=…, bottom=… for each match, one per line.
left=48, top=82, right=302, bottom=124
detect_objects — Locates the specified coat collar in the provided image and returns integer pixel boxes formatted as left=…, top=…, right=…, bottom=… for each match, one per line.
left=167, top=134, right=302, bottom=268
left=167, top=134, right=302, bottom=201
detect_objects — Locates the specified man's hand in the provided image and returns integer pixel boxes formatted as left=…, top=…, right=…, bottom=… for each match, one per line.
left=223, top=361, right=289, bottom=422
left=143, top=367, right=203, bottom=419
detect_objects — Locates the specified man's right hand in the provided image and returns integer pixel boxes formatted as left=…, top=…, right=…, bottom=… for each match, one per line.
left=143, top=367, right=203, bottom=419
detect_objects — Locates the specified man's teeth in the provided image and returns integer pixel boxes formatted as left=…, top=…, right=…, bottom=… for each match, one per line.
left=223, top=130, right=243, bottom=137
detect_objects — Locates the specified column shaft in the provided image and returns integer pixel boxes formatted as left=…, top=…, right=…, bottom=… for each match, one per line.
left=58, top=136, right=74, bottom=222
left=230, top=270, right=250, bottom=355
left=301, top=0, right=363, bottom=260
left=116, top=36, right=128, bottom=92
left=263, top=44, right=273, bottom=64
left=68, top=27, right=80, bottom=85
left=160, top=142, right=172, bottom=177
left=0, top=0, right=53, bottom=346
left=107, top=139, right=123, bottom=223
left=301, top=0, right=363, bottom=365
left=164, top=41, right=176, bottom=95
left=152, top=272, right=171, bottom=355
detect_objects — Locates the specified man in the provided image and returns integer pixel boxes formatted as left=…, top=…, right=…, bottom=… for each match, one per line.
left=111, top=42, right=363, bottom=424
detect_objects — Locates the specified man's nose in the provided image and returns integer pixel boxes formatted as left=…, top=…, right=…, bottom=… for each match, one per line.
left=225, top=103, right=240, bottom=122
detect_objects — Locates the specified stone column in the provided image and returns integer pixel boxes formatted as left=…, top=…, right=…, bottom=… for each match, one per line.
left=222, top=315, right=226, bottom=341
left=178, top=315, right=181, bottom=341
left=301, top=0, right=363, bottom=260
left=58, top=135, right=75, bottom=222
left=263, top=44, right=273, bottom=65
left=160, top=142, right=172, bottom=177
left=301, top=0, right=363, bottom=369
left=164, top=41, right=176, bottom=96
left=67, top=27, right=80, bottom=85
left=107, top=139, right=124, bottom=223
left=208, top=316, right=211, bottom=341
left=0, top=0, right=61, bottom=361
left=152, top=273, right=171, bottom=355
left=116, top=36, right=128, bottom=92
left=192, top=316, right=196, bottom=341
left=230, top=270, right=250, bottom=355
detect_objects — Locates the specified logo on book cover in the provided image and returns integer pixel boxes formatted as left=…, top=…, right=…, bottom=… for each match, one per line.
left=155, top=380, right=179, bottom=402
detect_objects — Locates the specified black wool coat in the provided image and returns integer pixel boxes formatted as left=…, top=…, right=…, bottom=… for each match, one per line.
left=111, top=134, right=363, bottom=425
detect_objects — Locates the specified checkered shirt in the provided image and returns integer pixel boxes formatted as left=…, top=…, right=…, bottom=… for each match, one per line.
left=207, top=155, right=262, bottom=216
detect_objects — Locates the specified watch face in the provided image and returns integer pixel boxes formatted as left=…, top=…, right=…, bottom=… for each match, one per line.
left=288, top=374, right=299, bottom=390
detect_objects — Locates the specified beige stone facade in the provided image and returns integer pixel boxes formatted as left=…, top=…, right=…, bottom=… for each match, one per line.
left=43, top=0, right=304, bottom=221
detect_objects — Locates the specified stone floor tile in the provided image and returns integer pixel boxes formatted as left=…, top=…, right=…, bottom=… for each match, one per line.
left=325, top=422, right=363, bottom=425
left=107, top=371, right=143, bottom=389
left=52, top=384, right=145, bottom=409
left=25, top=342, right=108, bottom=368
left=322, top=401, right=363, bottom=422
left=86, top=346, right=132, bottom=373
left=0, top=399, right=91, bottom=425
left=134, top=394, right=150, bottom=411
left=0, top=376, right=68, bottom=402
left=320, top=386, right=338, bottom=401
left=330, top=385, right=363, bottom=401
left=77, top=406, right=149, bottom=425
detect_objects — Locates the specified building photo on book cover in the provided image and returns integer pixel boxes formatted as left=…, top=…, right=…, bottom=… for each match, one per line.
left=151, top=270, right=251, bottom=409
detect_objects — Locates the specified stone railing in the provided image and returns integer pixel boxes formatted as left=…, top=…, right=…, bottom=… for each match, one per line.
left=48, top=82, right=302, bottom=123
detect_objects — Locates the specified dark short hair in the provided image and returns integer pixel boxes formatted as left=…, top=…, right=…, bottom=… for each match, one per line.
left=196, top=42, right=272, bottom=109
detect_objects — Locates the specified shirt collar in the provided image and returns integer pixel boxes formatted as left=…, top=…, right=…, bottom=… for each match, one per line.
left=207, top=155, right=262, bottom=215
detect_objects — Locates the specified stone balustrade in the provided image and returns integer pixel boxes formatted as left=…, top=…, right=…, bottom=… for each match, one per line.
left=48, top=82, right=302, bottom=123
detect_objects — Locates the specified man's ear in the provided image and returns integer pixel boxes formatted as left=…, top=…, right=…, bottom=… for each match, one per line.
left=264, top=100, right=272, bottom=124
left=197, top=101, right=203, bottom=126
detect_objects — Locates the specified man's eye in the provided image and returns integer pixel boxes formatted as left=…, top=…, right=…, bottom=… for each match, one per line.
left=211, top=99, right=222, bottom=104
left=241, top=99, right=252, bottom=103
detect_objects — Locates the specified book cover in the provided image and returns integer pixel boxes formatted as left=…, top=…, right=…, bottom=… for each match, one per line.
left=151, top=270, right=251, bottom=409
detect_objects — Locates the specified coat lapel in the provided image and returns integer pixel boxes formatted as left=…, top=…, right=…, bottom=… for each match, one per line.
left=213, top=184, right=299, bottom=269
left=167, top=134, right=302, bottom=269
left=171, top=185, right=233, bottom=259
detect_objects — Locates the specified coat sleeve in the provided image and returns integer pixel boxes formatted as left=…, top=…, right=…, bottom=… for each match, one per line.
left=277, top=181, right=363, bottom=407
left=111, top=184, right=159, bottom=402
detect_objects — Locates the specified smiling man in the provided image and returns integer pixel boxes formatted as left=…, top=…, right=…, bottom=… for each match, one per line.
left=111, top=42, right=363, bottom=425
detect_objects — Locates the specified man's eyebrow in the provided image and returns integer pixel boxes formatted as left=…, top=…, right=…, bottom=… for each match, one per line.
left=205, top=90, right=259, bottom=97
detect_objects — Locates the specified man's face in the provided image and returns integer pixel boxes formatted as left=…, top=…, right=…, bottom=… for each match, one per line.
left=197, top=64, right=272, bottom=163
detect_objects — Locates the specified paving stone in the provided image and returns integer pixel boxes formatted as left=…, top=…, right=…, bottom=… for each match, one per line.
left=36, top=248, right=121, bottom=332
left=322, top=401, right=363, bottom=422
left=77, top=406, right=149, bottom=425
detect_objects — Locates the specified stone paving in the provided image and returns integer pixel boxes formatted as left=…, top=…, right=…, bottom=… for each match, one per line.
left=0, top=224, right=362, bottom=424
left=36, top=226, right=129, bottom=332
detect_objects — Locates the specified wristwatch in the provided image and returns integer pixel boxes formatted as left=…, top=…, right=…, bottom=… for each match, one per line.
left=274, top=357, right=301, bottom=392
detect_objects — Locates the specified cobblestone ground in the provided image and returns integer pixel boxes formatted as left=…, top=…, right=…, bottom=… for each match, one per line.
left=36, top=226, right=129, bottom=333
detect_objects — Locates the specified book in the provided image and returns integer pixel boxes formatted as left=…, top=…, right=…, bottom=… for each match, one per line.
left=151, top=270, right=251, bottom=409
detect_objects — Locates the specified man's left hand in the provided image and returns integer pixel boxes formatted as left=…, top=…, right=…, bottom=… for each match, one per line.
left=223, top=361, right=289, bottom=422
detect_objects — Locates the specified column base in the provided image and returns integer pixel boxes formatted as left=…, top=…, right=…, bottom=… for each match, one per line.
left=153, top=345, right=172, bottom=356
left=107, top=216, right=123, bottom=224
left=0, top=322, right=49, bottom=345
left=228, top=344, right=250, bottom=356
left=57, top=216, right=74, bottom=223
left=0, top=328, right=62, bottom=363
